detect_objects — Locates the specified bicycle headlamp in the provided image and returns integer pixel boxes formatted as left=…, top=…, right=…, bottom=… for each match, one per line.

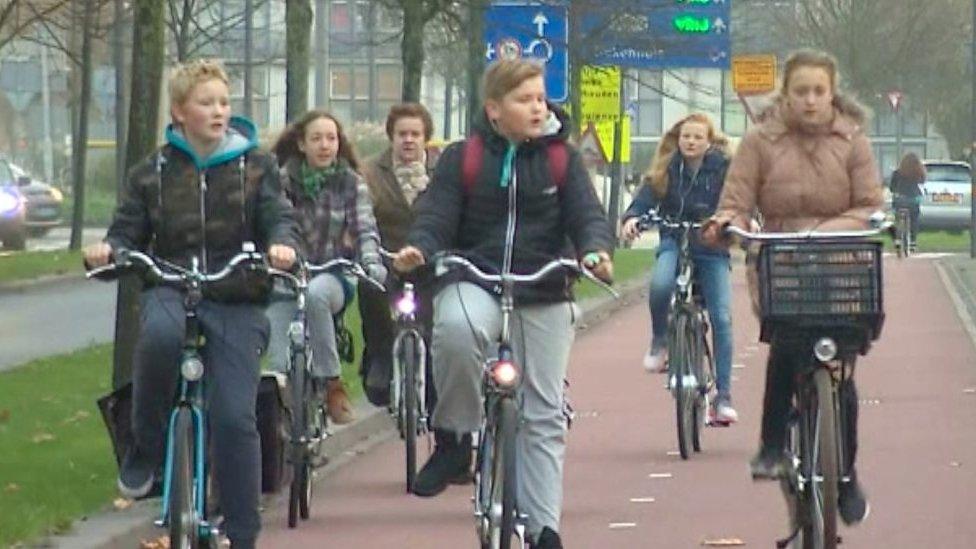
left=181, top=355, right=205, bottom=381
left=813, top=337, right=838, bottom=362
left=395, top=294, right=417, bottom=316
left=0, top=189, right=21, bottom=215
left=491, top=360, right=519, bottom=388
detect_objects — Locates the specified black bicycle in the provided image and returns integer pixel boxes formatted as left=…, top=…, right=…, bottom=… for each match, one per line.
left=727, top=221, right=887, bottom=549
left=434, top=254, right=616, bottom=549
left=267, top=258, right=383, bottom=527
left=88, top=246, right=264, bottom=548
left=638, top=210, right=720, bottom=460
left=892, top=204, right=913, bottom=258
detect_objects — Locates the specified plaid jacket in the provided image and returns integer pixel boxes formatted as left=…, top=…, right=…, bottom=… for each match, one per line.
left=281, top=157, right=381, bottom=268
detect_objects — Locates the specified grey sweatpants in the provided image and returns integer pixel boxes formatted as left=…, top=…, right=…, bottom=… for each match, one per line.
left=265, top=273, right=348, bottom=378
left=134, top=286, right=269, bottom=542
left=431, top=282, right=577, bottom=538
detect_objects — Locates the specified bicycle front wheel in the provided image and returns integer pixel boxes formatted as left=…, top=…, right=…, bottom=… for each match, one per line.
left=670, top=313, right=695, bottom=460
left=168, top=407, right=199, bottom=549
left=483, top=397, right=518, bottom=549
left=799, top=368, right=839, bottom=549
left=288, top=350, right=310, bottom=528
left=402, top=333, right=419, bottom=493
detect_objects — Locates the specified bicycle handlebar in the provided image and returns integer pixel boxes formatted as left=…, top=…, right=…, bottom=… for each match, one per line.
left=635, top=210, right=703, bottom=232
left=723, top=222, right=892, bottom=242
left=86, top=249, right=263, bottom=284
left=435, top=254, right=619, bottom=299
left=266, top=257, right=385, bottom=292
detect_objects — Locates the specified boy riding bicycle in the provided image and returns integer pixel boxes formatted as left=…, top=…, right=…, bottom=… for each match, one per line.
left=392, top=59, right=613, bottom=549
left=83, top=59, right=299, bottom=549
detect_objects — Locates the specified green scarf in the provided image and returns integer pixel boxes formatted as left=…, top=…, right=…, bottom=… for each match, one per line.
left=300, top=160, right=344, bottom=198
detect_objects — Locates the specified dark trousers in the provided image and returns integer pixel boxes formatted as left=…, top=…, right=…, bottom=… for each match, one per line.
left=358, top=275, right=436, bottom=409
left=134, top=287, right=269, bottom=542
left=760, top=341, right=859, bottom=475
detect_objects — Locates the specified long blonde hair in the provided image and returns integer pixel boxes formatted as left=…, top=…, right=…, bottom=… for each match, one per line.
left=644, top=113, right=728, bottom=198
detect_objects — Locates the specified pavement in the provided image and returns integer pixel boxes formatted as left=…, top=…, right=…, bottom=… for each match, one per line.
left=41, top=268, right=653, bottom=549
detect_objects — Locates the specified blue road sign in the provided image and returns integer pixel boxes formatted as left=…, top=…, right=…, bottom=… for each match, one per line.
left=584, top=0, right=731, bottom=69
left=484, top=2, right=569, bottom=102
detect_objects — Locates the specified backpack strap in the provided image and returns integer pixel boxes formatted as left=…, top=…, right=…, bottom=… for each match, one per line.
left=461, top=134, right=484, bottom=195
left=546, top=141, right=569, bottom=189
left=462, top=134, right=570, bottom=194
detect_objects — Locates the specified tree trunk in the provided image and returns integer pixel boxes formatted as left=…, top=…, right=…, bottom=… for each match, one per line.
left=465, top=0, right=487, bottom=134
left=69, top=0, right=94, bottom=251
left=113, top=0, right=164, bottom=390
left=285, top=0, right=311, bottom=121
left=400, top=1, right=425, bottom=102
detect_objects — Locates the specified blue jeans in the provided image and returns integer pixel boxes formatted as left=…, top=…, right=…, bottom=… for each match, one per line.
left=649, top=237, right=734, bottom=397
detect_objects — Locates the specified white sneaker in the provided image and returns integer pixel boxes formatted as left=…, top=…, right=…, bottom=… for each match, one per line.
left=642, top=348, right=667, bottom=373
left=714, top=398, right=739, bottom=425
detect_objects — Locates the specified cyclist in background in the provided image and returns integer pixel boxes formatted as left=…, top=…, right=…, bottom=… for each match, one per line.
left=889, top=152, right=926, bottom=250
left=702, top=49, right=883, bottom=526
left=265, top=110, right=387, bottom=425
left=619, top=112, right=737, bottom=425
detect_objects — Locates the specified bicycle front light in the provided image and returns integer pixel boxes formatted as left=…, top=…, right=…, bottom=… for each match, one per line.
left=181, top=356, right=205, bottom=381
left=813, top=337, right=838, bottom=362
left=0, top=189, right=21, bottom=215
left=395, top=294, right=417, bottom=316
left=491, top=360, right=520, bottom=388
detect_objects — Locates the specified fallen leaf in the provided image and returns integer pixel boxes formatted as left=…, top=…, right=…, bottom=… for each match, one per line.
left=63, top=410, right=91, bottom=424
left=32, top=432, right=56, bottom=443
left=139, top=535, right=170, bottom=549
left=702, top=538, right=746, bottom=546
left=950, top=461, right=962, bottom=467
left=113, top=498, right=133, bottom=510
left=5, top=483, right=20, bottom=493
left=0, top=409, right=10, bottom=423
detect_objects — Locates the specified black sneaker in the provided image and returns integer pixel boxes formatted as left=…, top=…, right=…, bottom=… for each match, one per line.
left=839, top=476, right=870, bottom=525
left=411, top=430, right=471, bottom=497
left=117, top=447, right=155, bottom=499
left=749, top=447, right=789, bottom=480
left=530, top=527, right=563, bottom=549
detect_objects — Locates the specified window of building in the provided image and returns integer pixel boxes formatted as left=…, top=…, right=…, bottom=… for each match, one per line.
left=331, top=65, right=370, bottom=100
left=631, top=70, right=662, bottom=137
left=377, top=65, right=401, bottom=101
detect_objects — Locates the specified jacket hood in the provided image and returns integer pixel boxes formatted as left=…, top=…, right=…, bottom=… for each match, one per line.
left=472, top=101, right=571, bottom=152
left=165, top=115, right=258, bottom=169
left=758, top=94, right=870, bottom=141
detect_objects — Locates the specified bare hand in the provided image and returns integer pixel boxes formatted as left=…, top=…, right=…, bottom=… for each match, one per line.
left=700, top=216, right=734, bottom=249
left=620, top=217, right=640, bottom=242
left=393, top=246, right=425, bottom=273
left=583, top=250, right=614, bottom=284
left=83, top=242, right=113, bottom=269
left=268, top=244, right=297, bottom=270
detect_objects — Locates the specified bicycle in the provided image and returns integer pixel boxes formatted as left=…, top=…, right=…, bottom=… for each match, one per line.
left=726, top=220, right=887, bottom=549
left=637, top=210, right=720, bottom=460
left=266, top=258, right=383, bottom=527
left=87, top=245, right=264, bottom=549
left=433, top=253, right=616, bottom=549
left=378, top=248, right=433, bottom=493
left=892, top=202, right=914, bottom=259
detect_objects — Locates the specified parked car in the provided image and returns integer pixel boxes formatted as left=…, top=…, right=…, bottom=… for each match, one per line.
left=919, top=160, right=972, bottom=232
left=0, top=157, right=63, bottom=239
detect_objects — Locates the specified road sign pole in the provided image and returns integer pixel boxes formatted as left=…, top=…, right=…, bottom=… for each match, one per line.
left=608, top=69, right=626, bottom=247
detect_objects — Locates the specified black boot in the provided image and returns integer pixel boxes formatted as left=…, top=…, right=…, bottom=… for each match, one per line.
left=411, top=430, right=471, bottom=497
left=530, top=527, right=563, bottom=549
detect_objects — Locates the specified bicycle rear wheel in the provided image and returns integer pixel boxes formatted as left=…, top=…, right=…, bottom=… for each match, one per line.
left=670, top=314, right=695, bottom=460
left=168, top=407, right=199, bottom=548
left=402, top=333, right=419, bottom=493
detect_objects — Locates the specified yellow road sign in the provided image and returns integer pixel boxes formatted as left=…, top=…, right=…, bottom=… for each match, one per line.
left=731, top=55, right=777, bottom=95
left=581, top=66, right=621, bottom=123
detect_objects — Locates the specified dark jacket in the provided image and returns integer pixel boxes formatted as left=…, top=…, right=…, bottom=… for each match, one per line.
left=407, top=105, right=614, bottom=304
left=889, top=169, right=924, bottom=203
left=280, top=157, right=382, bottom=268
left=106, top=116, right=301, bottom=302
left=623, top=147, right=730, bottom=254
left=363, top=147, right=436, bottom=252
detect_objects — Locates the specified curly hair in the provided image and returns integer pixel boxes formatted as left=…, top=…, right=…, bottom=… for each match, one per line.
left=271, top=110, right=361, bottom=172
left=898, top=152, right=926, bottom=182
left=168, top=58, right=229, bottom=107
left=385, top=103, right=434, bottom=142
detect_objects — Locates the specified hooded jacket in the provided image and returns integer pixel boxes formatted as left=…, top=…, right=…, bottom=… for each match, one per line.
left=106, top=116, right=301, bottom=302
left=407, top=104, right=613, bottom=304
left=715, top=96, right=883, bottom=233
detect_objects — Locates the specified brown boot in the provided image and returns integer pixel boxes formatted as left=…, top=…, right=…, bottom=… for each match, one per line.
left=325, top=377, right=355, bottom=425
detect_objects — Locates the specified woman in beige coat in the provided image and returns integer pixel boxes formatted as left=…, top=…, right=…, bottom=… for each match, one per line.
left=702, top=50, right=883, bottom=526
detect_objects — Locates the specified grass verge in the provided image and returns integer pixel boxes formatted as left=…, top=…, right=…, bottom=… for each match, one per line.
left=0, top=249, right=83, bottom=285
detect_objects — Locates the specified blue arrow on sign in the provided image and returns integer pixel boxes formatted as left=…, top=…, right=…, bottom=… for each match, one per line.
left=484, top=2, right=569, bottom=102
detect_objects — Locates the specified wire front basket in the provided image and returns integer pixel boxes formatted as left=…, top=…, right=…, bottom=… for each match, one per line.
left=757, top=239, right=885, bottom=344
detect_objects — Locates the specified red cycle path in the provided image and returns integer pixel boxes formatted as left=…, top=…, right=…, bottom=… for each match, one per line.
left=260, top=257, right=976, bottom=548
